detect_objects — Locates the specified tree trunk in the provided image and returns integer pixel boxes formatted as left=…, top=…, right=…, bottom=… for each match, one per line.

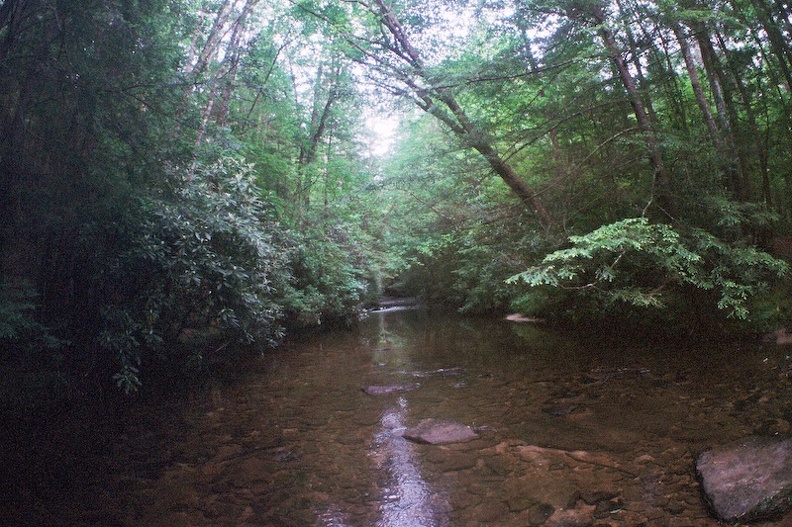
left=592, top=5, right=674, bottom=220
left=300, top=63, right=341, bottom=168
left=716, top=31, right=762, bottom=202
left=616, top=0, right=658, bottom=123
left=673, top=23, right=720, bottom=142
left=750, top=0, right=792, bottom=90
left=215, top=0, right=257, bottom=127
left=475, top=142, right=555, bottom=225
left=186, top=0, right=236, bottom=79
left=370, top=0, right=555, bottom=229
left=692, top=22, right=747, bottom=199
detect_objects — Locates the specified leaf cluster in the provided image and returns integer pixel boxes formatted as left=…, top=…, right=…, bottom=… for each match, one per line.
left=508, top=218, right=789, bottom=321
left=100, top=158, right=290, bottom=392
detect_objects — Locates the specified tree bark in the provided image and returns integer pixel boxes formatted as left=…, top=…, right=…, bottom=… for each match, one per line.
left=673, top=23, right=720, bottom=142
left=690, top=22, right=749, bottom=199
left=300, top=63, right=341, bottom=168
left=750, top=0, right=792, bottom=90
left=591, top=5, right=674, bottom=220
left=185, top=0, right=236, bottom=79
left=215, top=0, right=257, bottom=127
left=616, top=0, right=658, bottom=123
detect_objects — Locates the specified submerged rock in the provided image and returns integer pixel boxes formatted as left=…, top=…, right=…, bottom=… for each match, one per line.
left=545, top=504, right=596, bottom=527
left=697, top=436, right=792, bottom=523
left=403, top=419, right=479, bottom=445
left=542, top=404, right=579, bottom=417
left=764, top=327, right=792, bottom=345
left=361, top=384, right=419, bottom=395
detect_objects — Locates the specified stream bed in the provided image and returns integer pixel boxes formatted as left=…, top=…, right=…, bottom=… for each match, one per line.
left=66, top=308, right=792, bottom=526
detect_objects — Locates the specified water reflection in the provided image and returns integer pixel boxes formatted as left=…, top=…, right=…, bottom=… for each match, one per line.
left=374, top=396, right=447, bottom=527
left=318, top=507, right=351, bottom=527
left=94, top=308, right=792, bottom=527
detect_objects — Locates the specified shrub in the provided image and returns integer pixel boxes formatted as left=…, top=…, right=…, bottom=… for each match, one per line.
left=280, top=224, right=369, bottom=328
left=100, top=158, right=290, bottom=392
left=507, top=217, right=790, bottom=330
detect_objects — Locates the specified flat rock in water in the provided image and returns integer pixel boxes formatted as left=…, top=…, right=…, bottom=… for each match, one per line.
left=361, top=383, right=419, bottom=395
left=403, top=419, right=479, bottom=445
left=697, top=436, right=792, bottom=522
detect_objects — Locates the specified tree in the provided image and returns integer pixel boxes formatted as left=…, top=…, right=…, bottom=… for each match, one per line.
left=297, top=0, right=557, bottom=228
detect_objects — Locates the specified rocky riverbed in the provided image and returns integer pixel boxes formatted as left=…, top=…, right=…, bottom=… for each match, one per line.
left=32, top=310, right=792, bottom=526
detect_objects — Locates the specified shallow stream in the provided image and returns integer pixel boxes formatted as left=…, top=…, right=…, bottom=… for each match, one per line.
left=73, top=308, right=792, bottom=526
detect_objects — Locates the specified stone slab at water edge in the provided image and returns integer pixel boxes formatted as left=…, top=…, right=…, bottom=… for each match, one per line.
left=696, top=436, right=792, bottom=523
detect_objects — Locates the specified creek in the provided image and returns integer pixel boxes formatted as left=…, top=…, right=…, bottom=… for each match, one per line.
left=72, top=307, right=792, bottom=526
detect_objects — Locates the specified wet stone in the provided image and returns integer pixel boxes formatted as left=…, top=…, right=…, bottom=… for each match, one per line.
left=667, top=503, right=685, bottom=515
left=545, top=504, right=596, bottom=527
left=438, top=453, right=478, bottom=472
left=581, top=490, right=620, bottom=505
left=697, top=435, right=792, bottom=523
left=528, top=503, right=555, bottom=525
left=469, top=499, right=508, bottom=523
left=402, top=418, right=479, bottom=445
left=593, top=498, right=624, bottom=518
left=483, top=456, right=512, bottom=476
left=507, top=495, right=535, bottom=512
left=542, top=404, right=580, bottom=417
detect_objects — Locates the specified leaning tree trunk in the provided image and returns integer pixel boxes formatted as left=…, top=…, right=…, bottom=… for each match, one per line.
left=673, top=22, right=746, bottom=199
left=692, top=23, right=749, bottom=199
left=215, top=0, right=257, bottom=127
left=369, top=0, right=555, bottom=229
left=592, top=5, right=674, bottom=220
left=750, top=0, right=792, bottom=90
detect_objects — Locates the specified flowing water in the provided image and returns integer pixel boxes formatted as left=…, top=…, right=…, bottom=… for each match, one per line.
left=71, top=308, right=792, bottom=526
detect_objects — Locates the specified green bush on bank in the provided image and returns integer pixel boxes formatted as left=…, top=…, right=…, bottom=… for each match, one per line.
left=507, top=218, right=791, bottom=333
left=280, top=234, right=369, bottom=328
left=99, top=158, right=290, bottom=392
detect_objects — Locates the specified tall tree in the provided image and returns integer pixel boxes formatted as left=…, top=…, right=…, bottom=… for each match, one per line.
left=304, top=0, right=557, bottom=229
left=584, top=1, right=675, bottom=219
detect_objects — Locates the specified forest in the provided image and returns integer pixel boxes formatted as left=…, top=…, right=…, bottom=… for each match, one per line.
left=2, top=0, right=792, bottom=506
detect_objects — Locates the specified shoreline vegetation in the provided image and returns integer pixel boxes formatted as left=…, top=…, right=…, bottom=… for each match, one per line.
left=2, top=0, right=792, bottom=522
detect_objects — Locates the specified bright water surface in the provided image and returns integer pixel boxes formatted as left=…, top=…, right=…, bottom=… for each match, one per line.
left=91, top=307, right=792, bottom=526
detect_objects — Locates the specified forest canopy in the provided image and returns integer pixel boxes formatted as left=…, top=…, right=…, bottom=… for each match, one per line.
left=1, top=0, right=792, bottom=400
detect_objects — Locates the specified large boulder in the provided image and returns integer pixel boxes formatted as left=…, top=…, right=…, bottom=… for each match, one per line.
left=697, top=436, right=792, bottom=523
left=402, top=419, right=479, bottom=445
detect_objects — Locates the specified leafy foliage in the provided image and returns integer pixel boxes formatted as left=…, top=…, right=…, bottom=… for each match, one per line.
left=0, top=281, right=44, bottom=341
left=508, top=218, right=789, bottom=322
left=281, top=226, right=370, bottom=328
left=100, top=158, right=290, bottom=391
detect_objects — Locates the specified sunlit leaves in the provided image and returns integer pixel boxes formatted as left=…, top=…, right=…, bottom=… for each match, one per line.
left=508, top=217, right=788, bottom=319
